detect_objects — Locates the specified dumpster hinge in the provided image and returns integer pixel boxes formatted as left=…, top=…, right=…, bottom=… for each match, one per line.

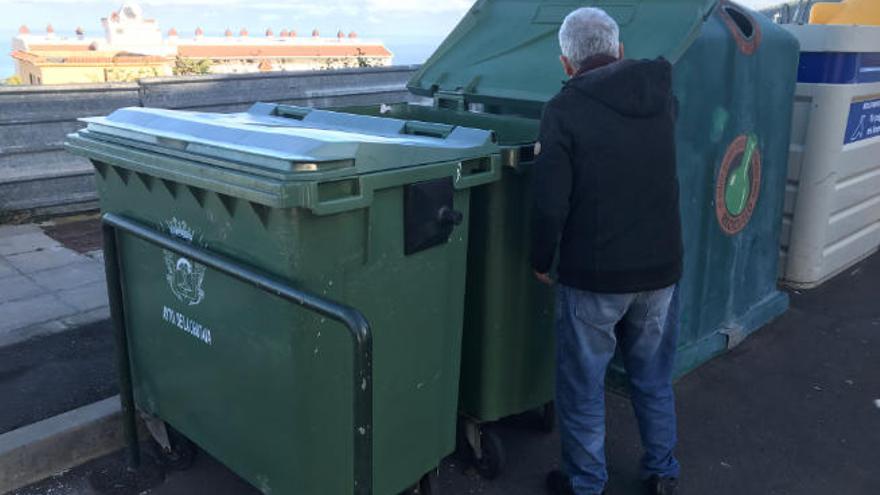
left=434, top=90, right=467, bottom=112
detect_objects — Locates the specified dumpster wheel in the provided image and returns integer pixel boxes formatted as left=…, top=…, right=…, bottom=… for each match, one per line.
left=145, top=420, right=197, bottom=471
left=459, top=420, right=506, bottom=480
left=477, top=427, right=507, bottom=480
left=474, top=428, right=505, bottom=480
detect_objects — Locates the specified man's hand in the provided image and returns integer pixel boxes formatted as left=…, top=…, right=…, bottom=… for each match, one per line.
left=534, top=271, right=553, bottom=286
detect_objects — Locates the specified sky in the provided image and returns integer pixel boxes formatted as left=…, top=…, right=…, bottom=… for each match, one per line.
left=1, top=0, right=787, bottom=79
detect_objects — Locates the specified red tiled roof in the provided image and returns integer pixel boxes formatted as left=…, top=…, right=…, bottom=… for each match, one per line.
left=10, top=51, right=40, bottom=62
left=27, top=44, right=92, bottom=51
left=11, top=49, right=167, bottom=65
left=177, top=44, right=392, bottom=58
left=63, top=55, right=167, bottom=64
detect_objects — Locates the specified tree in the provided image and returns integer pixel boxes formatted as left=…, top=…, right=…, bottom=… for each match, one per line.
left=322, top=56, right=348, bottom=70
left=172, top=57, right=213, bottom=76
left=321, top=49, right=376, bottom=71
left=3, top=75, right=23, bottom=85
left=355, top=48, right=375, bottom=69
left=105, top=66, right=162, bottom=83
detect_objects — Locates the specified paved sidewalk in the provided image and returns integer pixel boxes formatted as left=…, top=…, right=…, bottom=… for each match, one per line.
left=9, top=252, right=880, bottom=495
left=0, top=217, right=108, bottom=348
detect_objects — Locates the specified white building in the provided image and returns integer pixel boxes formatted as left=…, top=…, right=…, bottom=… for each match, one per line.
left=10, top=2, right=393, bottom=85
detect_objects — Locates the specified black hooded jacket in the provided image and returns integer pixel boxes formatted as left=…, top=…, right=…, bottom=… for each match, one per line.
left=531, top=56, right=683, bottom=293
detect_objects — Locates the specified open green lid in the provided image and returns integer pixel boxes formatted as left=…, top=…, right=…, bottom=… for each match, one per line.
left=409, top=0, right=718, bottom=107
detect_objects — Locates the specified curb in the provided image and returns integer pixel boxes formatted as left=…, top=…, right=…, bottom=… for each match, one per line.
left=0, top=306, right=110, bottom=349
left=0, top=396, right=125, bottom=494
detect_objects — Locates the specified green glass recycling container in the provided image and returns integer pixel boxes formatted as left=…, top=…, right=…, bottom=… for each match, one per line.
left=350, top=0, right=800, bottom=427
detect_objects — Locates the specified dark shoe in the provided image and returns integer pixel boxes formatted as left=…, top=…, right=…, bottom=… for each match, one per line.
left=546, top=470, right=575, bottom=495
left=546, top=470, right=605, bottom=495
left=645, top=475, right=679, bottom=495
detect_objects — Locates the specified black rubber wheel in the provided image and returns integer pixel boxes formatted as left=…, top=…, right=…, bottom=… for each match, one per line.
left=538, top=401, right=556, bottom=433
left=151, top=426, right=197, bottom=471
left=475, top=428, right=506, bottom=480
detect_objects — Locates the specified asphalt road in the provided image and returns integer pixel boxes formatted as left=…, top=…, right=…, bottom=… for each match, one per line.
left=9, top=252, right=880, bottom=495
left=0, top=321, right=116, bottom=434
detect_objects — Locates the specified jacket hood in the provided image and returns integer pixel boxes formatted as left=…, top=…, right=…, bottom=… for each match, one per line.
left=565, top=58, right=673, bottom=118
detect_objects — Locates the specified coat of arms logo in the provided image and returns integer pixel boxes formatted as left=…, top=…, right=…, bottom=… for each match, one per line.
left=162, top=218, right=206, bottom=306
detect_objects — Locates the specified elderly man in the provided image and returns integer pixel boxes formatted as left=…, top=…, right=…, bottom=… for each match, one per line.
left=531, top=7, right=683, bottom=495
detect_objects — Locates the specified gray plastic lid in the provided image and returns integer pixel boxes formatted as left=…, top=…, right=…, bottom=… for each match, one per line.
left=78, top=103, right=498, bottom=176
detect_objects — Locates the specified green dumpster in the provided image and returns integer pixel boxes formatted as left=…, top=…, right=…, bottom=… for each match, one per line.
left=341, top=106, right=552, bottom=477
left=65, top=103, right=501, bottom=495
left=347, top=0, right=799, bottom=475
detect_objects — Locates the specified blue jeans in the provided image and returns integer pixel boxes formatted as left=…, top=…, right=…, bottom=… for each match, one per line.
left=556, top=283, right=681, bottom=495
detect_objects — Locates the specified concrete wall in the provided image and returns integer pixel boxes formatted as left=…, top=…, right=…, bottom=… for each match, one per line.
left=0, top=65, right=420, bottom=223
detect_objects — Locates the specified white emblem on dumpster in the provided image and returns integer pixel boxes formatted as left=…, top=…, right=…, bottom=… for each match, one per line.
left=162, top=306, right=213, bottom=345
left=162, top=218, right=206, bottom=306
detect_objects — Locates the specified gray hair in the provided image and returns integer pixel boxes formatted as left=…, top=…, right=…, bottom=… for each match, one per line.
left=558, top=7, right=620, bottom=70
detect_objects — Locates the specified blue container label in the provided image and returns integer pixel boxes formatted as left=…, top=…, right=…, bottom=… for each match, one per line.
left=844, top=97, right=880, bottom=145
left=798, top=52, right=880, bottom=85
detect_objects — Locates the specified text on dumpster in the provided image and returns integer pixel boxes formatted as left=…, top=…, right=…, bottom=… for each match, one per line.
left=162, top=306, right=213, bottom=346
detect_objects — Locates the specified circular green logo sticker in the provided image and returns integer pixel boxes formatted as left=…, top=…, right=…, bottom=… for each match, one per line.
left=716, top=134, right=762, bottom=235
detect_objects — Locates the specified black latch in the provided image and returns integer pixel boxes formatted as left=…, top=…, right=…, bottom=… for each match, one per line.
left=438, top=206, right=464, bottom=227
left=404, top=177, right=463, bottom=255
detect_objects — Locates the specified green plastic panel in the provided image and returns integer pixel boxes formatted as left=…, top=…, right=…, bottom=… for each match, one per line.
left=409, top=0, right=718, bottom=108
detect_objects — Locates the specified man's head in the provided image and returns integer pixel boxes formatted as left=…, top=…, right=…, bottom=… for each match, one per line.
left=558, top=7, right=623, bottom=77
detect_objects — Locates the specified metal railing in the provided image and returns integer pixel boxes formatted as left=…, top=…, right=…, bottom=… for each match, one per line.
left=101, top=213, right=373, bottom=494
left=762, top=0, right=820, bottom=25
